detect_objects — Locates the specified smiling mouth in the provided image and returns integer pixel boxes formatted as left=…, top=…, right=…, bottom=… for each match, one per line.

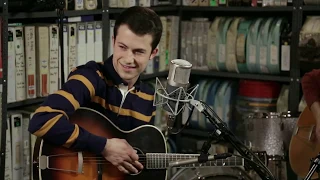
left=121, top=64, right=136, bottom=70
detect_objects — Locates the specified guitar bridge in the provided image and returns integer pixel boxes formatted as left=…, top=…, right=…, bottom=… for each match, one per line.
left=38, top=152, right=84, bottom=174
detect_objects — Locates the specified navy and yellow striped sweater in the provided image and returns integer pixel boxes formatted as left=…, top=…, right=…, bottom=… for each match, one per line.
left=28, top=56, right=156, bottom=155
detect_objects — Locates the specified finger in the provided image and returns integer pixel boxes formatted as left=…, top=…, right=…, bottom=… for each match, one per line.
left=133, top=160, right=144, bottom=170
left=128, top=151, right=139, bottom=161
left=117, top=165, right=129, bottom=174
left=123, top=154, right=133, bottom=162
left=123, top=161, right=139, bottom=174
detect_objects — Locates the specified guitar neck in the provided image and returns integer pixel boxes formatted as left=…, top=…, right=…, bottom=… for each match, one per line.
left=145, top=153, right=244, bottom=169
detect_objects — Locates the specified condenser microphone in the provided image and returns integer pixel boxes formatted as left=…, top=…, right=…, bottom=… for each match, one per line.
left=164, top=59, right=192, bottom=130
left=153, top=59, right=198, bottom=132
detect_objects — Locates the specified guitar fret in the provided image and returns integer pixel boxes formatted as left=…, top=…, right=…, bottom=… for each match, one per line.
left=146, top=153, right=244, bottom=169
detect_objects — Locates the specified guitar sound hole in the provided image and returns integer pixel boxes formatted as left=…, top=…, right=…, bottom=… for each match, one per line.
left=129, top=147, right=145, bottom=176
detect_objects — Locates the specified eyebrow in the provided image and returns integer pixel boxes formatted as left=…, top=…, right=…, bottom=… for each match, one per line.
left=118, top=42, right=146, bottom=52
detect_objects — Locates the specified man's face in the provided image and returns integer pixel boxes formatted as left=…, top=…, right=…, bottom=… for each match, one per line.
left=112, top=24, right=158, bottom=86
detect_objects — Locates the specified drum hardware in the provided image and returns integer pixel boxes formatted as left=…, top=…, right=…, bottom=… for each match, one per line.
left=174, top=99, right=277, bottom=180
left=243, top=111, right=298, bottom=160
left=170, top=167, right=253, bottom=180
left=304, top=153, right=320, bottom=180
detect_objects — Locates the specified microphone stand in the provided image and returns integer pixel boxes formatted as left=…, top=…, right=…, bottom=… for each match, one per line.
left=304, top=154, right=320, bottom=180
left=188, top=99, right=276, bottom=180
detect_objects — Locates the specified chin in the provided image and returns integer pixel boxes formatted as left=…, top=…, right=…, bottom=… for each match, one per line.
left=119, top=72, right=138, bottom=81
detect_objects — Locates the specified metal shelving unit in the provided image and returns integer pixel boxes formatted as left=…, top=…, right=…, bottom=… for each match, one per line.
left=109, top=5, right=179, bottom=14
left=8, top=9, right=103, bottom=19
left=0, top=1, right=315, bottom=179
left=191, top=70, right=292, bottom=82
left=180, top=6, right=294, bottom=12
left=0, top=0, right=8, bottom=179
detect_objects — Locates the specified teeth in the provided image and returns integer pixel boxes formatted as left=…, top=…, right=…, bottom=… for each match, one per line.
left=123, top=64, right=135, bottom=68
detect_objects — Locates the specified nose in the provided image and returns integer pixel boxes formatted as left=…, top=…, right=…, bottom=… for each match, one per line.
left=124, top=51, right=135, bottom=64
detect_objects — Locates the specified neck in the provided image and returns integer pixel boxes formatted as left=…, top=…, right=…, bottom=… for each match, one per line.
left=125, top=76, right=139, bottom=89
left=145, top=153, right=244, bottom=169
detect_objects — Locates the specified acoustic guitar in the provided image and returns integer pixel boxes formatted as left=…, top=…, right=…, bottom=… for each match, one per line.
left=32, top=107, right=244, bottom=180
left=289, top=107, right=320, bottom=179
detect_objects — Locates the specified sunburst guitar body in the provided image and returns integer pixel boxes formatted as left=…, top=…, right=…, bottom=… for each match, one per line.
left=32, top=107, right=244, bottom=180
left=289, top=107, right=320, bottom=179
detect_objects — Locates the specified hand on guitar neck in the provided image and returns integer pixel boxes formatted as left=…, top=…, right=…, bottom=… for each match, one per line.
left=101, top=138, right=144, bottom=174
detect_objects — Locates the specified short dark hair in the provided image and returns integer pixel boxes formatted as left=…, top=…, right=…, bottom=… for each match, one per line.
left=113, top=6, right=163, bottom=51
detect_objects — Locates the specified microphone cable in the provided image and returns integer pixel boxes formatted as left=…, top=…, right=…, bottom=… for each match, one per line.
left=169, top=105, right=195, bottom=135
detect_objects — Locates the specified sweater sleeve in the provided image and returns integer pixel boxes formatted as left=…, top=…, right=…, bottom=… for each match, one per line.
left=301, top=69, right=320, bottom=108
left=28, top=62, right=107, bottom=155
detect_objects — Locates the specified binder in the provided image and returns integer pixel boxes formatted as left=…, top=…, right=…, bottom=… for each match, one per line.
left=94, top=21, right=103, bottom=62
left=49, top=24, right=59, bottom=94
left=24, top=26, right=37, bottom=99
left=86, top=22, right=95, bottom=62
left=108, top=20, right=115, bottom=57
left=77, top=22, right=87, bottom=66
left=36, top=26, right=50, bottom=97
left=68, top=23, right=77, bottom=73
left=63, top=24, right=69, bottom=82
left=14, top=26, right=26, bottom=101
left=8, top=27, right=16, bottom=103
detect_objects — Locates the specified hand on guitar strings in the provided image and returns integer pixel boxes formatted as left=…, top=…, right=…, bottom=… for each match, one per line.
left=102, top=138, right=143, bottom=174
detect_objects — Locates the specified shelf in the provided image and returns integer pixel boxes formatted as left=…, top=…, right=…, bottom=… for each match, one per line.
left=141, top=71, right=168, bottom=81
left=180, top=6, right=293, bottom=12
left=180, top=128, right=210, bottom=138
left=191, top=70, right=291, bottom=82
left=302, top=6, right=320, bottom=11
left=141, top=70, right=291, bottom=82
left=8, top=97, right=46, bottom=109
left=109, top=6, right=179, bottom=14
left=8, top=9, right=102, bottom=19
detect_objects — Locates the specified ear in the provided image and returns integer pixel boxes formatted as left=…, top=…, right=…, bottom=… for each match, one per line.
left=149, top=47, right=158, bottom=60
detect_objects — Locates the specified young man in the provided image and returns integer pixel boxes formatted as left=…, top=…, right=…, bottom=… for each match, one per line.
left=301, top=69, right=320, bottom=143
left=28, top=6, right=162, bottom=174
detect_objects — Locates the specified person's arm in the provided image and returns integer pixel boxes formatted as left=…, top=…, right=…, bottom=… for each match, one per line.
left=28, top=62, right=106, bottom=155
left=301, top=69, right=320, bottom=124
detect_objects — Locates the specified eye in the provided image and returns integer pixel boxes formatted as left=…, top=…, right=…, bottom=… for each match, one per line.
left=119, top=45, right=126, bottom=50
left=134, top=51, right=144, bottom=55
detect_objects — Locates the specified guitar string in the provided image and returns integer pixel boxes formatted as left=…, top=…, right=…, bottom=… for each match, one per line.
left=81, top=159, right=243, bottom=162
left=45, top=153, right=244, bottom=164
left=52, top=156, right=243, bottom=161
left=81, top=161, right=245, bottom=163
left=80, top=160, right=245, bottom=165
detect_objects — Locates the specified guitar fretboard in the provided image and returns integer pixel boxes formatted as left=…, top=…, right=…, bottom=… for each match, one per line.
left=145, top=153, right=244, bottom=169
